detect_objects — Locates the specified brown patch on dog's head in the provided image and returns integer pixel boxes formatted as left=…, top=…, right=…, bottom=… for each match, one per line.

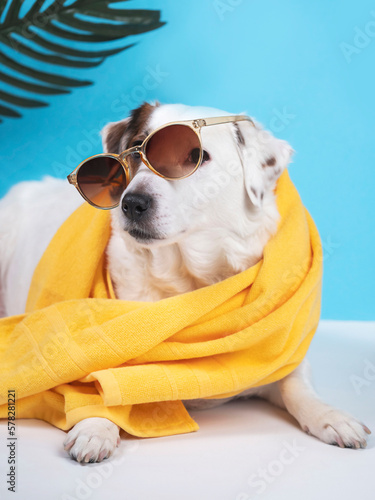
left=233, top=123, right=245, bottom=146
left=125, top=102, right=158, bottom=148
left=104, top=120, right=129, bottom=153
left=263, top=156, right=276, bottom=167
left=102, top=101, right=159, bottom=154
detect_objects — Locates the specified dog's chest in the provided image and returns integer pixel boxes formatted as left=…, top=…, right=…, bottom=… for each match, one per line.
left=106, top=228, right=266, bottom=302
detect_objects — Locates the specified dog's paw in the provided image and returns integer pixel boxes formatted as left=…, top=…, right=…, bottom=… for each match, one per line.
left=63, top=417, right=120, bottom=463
left=302, top=407, right=371, bottom=449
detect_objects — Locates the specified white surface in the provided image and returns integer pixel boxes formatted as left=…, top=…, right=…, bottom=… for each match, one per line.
left=1, top=320, right=374, bottom=500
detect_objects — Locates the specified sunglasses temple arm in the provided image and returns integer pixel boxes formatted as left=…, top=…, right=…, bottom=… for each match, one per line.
left=198, top=116, right=254, bottom=127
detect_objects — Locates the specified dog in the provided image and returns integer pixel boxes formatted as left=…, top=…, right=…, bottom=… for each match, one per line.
left=0, top=102, right=371, bottom=463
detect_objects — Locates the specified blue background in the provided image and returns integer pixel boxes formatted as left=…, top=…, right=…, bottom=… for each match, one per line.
left=0, top=0, right=374, bottom=320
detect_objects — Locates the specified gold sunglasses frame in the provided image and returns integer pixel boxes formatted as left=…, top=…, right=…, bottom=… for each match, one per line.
left=67, top=114, right=254, bottom=209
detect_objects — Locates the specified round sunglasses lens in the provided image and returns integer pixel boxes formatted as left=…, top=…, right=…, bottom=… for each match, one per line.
left=77, top=156, right=127, bottom=208
left=145, top=124, right=201, bottom=178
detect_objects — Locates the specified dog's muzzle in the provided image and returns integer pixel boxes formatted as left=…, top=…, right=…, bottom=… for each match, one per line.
left=121, top=192, right=162, bottom=242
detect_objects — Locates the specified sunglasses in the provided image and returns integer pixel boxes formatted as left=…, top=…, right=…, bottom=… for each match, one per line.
left=67, top=115, right=254, bottom=209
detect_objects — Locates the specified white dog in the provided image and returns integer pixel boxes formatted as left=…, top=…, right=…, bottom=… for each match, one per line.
left=0, top=103, right=370, bottom=463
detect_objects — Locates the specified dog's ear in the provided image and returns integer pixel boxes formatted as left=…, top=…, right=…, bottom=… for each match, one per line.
left=234, top=120, right=293, bottom=207
left=101, top=118, right=131, bottom=154
left=101, top=102, right=159, bottom=154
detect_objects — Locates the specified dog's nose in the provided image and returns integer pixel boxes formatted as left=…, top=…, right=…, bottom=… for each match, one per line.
left=121, top=192, right=152, bottom=221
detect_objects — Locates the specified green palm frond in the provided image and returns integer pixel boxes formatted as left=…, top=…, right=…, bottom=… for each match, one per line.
left=0, top=0, right=165, bottom=122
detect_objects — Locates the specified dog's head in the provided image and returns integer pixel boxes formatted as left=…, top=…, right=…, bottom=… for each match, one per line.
left=102, top=103, right=292, bottom=249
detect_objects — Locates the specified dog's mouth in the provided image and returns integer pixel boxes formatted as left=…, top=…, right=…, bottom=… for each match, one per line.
left=127, top=227, right=164, bottom=243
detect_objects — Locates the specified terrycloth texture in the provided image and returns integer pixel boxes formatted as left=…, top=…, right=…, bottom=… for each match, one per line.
left=0, top=171, right=322, bottom=437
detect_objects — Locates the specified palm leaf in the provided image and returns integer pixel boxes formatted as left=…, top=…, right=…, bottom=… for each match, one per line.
left=0, top=70, right=70, bottom=95
left=2, top=36, right=105, bottom=68
left=0, top=1, right=7, bottom=19
left=0, top=102, right=21, bottom=117
left=0, top=52, right=92, bottom=86
left=0, top=88, right=47, bottom=107
left=14, top=29, right=135, bottom=58
left=2, top=0, right=22, bottom=25
left=0, top=0, right=165, bottom=120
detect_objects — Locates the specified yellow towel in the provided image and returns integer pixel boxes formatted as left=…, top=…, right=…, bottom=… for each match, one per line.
left=0, top=171, right=322, bottom=437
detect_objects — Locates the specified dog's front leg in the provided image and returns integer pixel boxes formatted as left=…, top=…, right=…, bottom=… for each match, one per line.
left=63, top=417, right=120, bottom=462
left=277, top=359, right=371, bottom=448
